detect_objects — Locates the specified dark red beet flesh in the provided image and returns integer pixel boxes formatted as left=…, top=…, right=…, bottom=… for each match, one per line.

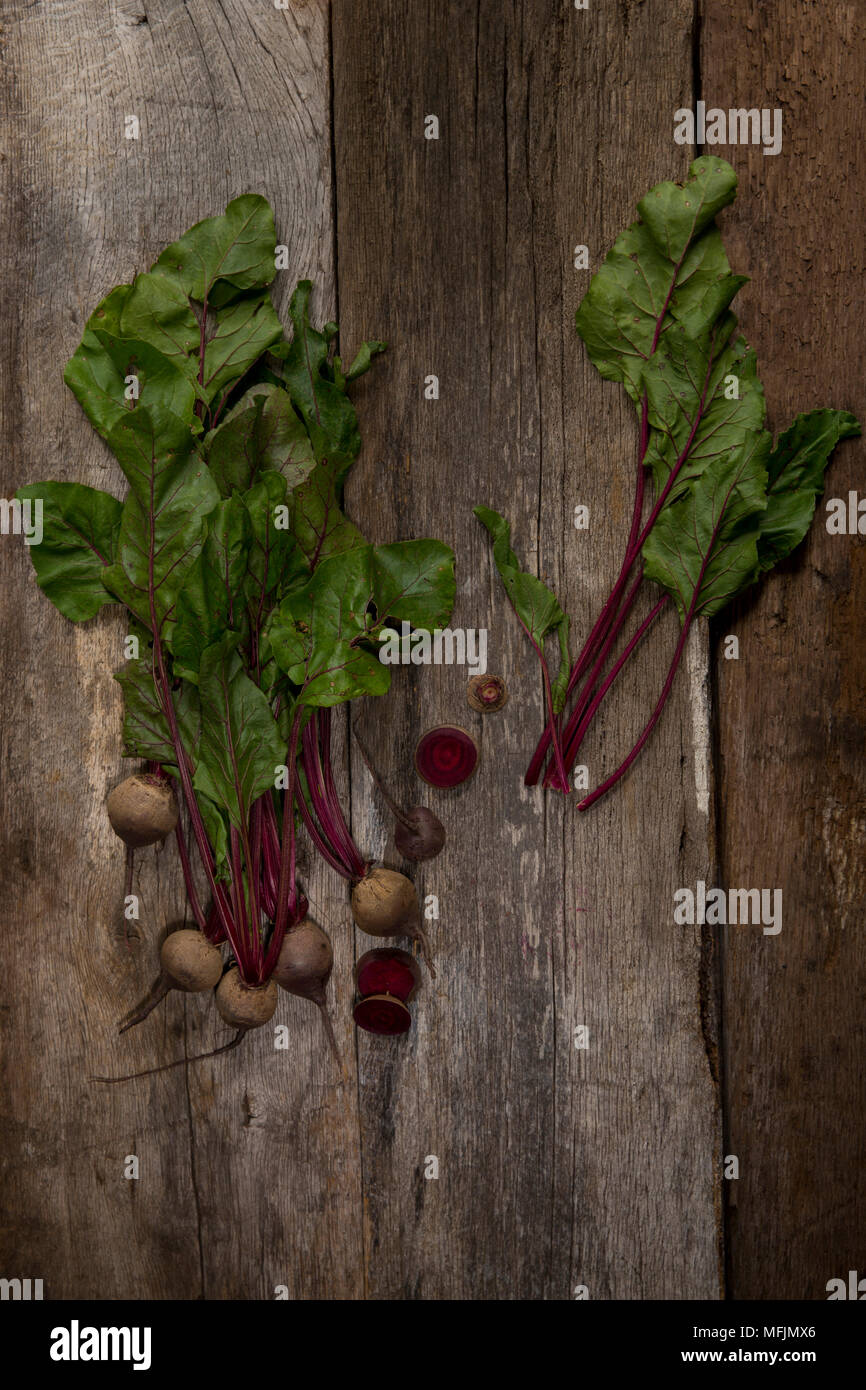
left=414, top=725, right=478, bottom=788
left=353, top=993, right=412, bottom=1036
left=355, top=948, right=421, bottom=1002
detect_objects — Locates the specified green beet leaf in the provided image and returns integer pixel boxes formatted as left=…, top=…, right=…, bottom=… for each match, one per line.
left=64, top=286, right=133, bottom=437
left=289, top=456, right=367, bottom=572
left=334, top=338, right=387, bottom=390
left=115, top=642, right=200, bottom=768
left=270, top=281, right=387, bottom=572
left=102, top=408, right=219, bottom=639
left=475, top=158, right=861, bottom=806
left=267, top=547, right=391, bottom=708
left=117, top=272, right=202, bottom=391
left=193, top=637, right=286, bottom=830
left=757, top=408, right=861, bottom=571
left=642, top=435, right=770, bottom=623
left=15, top=481, right=122, bottom=621
left=243, top=470, right=307, bottom=611
left=120, top=272, right=281, bottom=409
left=170, top=495, right=252, bottom=681
left=641, top=315, right=766, bottom=495
left=474, top=506, right=570, bottom=710
left=575, top=157, right=746, bottom=404
left=268, top=539, right=456, bottom=707
left=114, top=645, right=229, bottom=870
left=150, top=194, right=278, bottom=302
left=205, top=384, right=316, bottom=496
left=201, top=292, right=283, bottom=404
left=118, top=194, right=282, bottom=409
left=373, top=540, right=456, bottom=630
left=274, top=280, right=363, bottom=466
left=65, top=291, right=201, bottom=440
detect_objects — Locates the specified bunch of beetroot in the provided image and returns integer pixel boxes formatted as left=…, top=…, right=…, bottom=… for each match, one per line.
left=19, top=196, right=456, bottom=1075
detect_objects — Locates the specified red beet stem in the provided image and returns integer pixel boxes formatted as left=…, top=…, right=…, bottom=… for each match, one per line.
left=550, top=595, right=668, bottom=789
left=578, top=611, right=690, bottom=812
left=525, top=400, right=650, bottom=785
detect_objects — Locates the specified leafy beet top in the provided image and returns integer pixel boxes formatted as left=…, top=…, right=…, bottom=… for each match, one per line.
left=18, top=195, right=456, bottom=987
left=475, top=157, right=860, bottom=808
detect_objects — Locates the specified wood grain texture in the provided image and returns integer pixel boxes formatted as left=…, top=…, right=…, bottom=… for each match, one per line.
left=14, top=0, right=860, bottom=1304
left=0, top=0, right=364, bottom=1300
left=701, top=0, right=866, bottom=1300
left=333, top=0, right=721, bottom=1299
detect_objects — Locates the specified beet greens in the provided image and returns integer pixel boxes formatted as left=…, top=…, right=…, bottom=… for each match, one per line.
left=476, top=157, right=859, bottom=808
left=18, top=196, right=455, bottom=1011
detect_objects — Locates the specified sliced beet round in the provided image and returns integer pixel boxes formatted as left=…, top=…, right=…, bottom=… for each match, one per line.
left=414, top=725, right=479, bottom=788
left=466, top=673, right=509, bottom=712
left=355, top=948, right=421, bottom=1003
left=353, top=993, right=412, bottom=1036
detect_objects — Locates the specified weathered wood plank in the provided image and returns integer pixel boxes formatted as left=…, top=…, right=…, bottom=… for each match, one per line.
left=702, top=0, right=866, bottom=1299
left=0, top=0, right=364, bottom=1300
left=333, top=0, right=722, bottom=1299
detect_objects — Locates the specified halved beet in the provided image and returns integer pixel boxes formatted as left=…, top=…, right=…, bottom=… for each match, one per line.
left=414, top=725, right=478, bottom=788
left=353, top=993, right=412, bottom=1036
left=355, top=948, right=421, bottom=1003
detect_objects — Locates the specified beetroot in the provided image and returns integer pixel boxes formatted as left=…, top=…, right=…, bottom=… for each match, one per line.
left=355, top=947, right=421, bottom=1002
left=107, top=772, right=178, bottom=847
left=353, top=729, right=445, bottom=861
left=466, top=674, right=509, bottom=712
left=271, top=918, right=341, bottom=1065
left=351, top=866, right=435, bottom=975
left=97, top=931, right=246, bottom=1082
left=118, top=928, right=223, bottom=1033
left=353, top=993, right=412, bottom=1036
left=215, top=969, right=278, bottom=1028
left=414, top=725, right=478, bottom=788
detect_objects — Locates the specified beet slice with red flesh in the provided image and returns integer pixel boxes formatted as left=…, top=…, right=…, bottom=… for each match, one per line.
left=353, top=993, right=412, bottom=1036
left=355, top=948, right=421, bottom=1003
left=415, top=725, right=478, bottom=788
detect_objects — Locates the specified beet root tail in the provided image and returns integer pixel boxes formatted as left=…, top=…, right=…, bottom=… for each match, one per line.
left=91, top=1028, right=247, bottom=1084
left=413, top=921, right=436, bottom=979
left=117, top=975, right=171, bottom=1033
left=316, top=1001, right=346, bottom=1077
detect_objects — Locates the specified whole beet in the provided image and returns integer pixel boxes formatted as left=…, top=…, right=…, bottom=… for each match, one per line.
left=351, top=867, right=435, bottom=976
left=272, top=919, right=341, bottom=1064
left=118, top=927, right=223, bottom=1033
left=353, top=730, right=446, bottom=862
left=215, top=969, right=278, bottom=1029
left=394, top=806, right=446, bottom=862
left=107, top=773, right=178, bottom=848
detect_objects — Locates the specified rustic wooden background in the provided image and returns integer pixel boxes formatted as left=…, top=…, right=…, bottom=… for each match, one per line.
left=0, top=0, right=862, bottom=1301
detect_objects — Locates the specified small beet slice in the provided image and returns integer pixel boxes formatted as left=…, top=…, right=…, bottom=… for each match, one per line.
left=355, top=948, right=421, bottom=1003
left=467, top=674, right=509, bottom=712
left=353, top=993, right=412, bottom=1036
left=415, top=725, right=478, bottom=788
